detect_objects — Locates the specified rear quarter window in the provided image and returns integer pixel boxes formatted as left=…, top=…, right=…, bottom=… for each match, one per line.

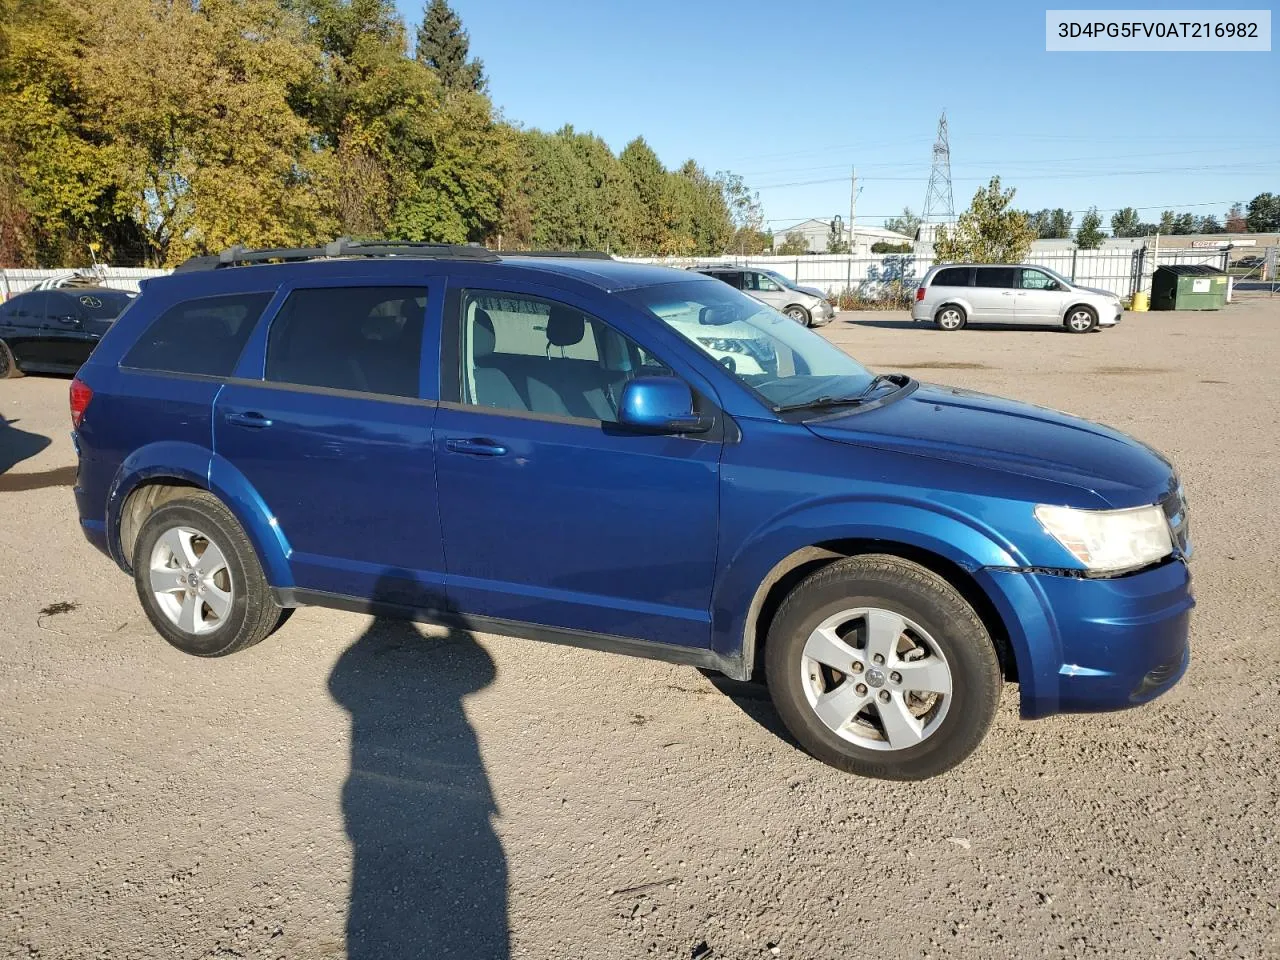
left=932, top=267, right=971, bottom=287
left=121, top=292, right=274, bottom=377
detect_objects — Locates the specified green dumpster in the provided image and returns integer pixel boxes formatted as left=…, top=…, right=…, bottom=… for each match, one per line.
left=1150, top=264, right=1228, bottom=311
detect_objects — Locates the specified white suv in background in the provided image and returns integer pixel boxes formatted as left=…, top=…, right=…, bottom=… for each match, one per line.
left=913, top=264, right=1123, bottom=332
left=691, top=266, right=835, bottom=327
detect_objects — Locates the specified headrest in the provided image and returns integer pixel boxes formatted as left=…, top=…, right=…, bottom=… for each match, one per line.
left=546, top=305, right=585, bottom=347
left=472, top=308, right=495, bottom=358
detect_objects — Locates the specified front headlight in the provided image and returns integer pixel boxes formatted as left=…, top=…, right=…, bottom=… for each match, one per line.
left=1034, top=503, right=1173, bottom=573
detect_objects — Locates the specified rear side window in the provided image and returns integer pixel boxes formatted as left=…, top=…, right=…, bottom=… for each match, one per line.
left=265, top=286, right=427, bottom=399
left=122, top=292, right=272, bottom=377
left=974, top=268, right=1017, bottom=288
left=932, top=267, right=971, bottom=287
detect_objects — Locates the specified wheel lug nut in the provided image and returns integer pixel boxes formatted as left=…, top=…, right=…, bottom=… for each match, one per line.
left=854, top=683, right=868, bottom=696
left=872, top=653, right=886, bottom=665
left=878, top=690, right=891, bottom=703
left=890, top=671, right=902, bottom=684
left=850, top=661, right=864, bottom=674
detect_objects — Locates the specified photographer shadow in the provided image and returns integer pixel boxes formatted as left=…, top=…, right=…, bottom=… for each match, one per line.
left=327, top=573, right=508, bottom=959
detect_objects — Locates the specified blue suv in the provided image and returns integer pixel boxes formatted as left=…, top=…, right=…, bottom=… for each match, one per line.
left=70, top=241, right=1193, bottom=780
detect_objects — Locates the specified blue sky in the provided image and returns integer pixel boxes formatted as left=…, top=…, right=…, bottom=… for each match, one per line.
left=396, top=0, right=1278, bottom=230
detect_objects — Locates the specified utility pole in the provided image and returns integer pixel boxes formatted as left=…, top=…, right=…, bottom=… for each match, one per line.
left=848, top=166, right=858, bottom=255
left=922, top=112, right=955, bottom=227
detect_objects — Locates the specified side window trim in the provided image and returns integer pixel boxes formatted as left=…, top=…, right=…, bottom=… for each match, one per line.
left=231, top=279, right=444, bottom=401
left=120, top=290, right=275, bottom=378
left=443, top=284, right=703, bottom=428
left=261, top=284, right=430, bottom=400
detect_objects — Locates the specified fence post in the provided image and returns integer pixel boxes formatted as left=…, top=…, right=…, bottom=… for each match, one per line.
left=846, top=255, right=852, bottom=296
left=1070, top=248, right=1078, bottom=281
left=1132, top=247, right=1144, bottom=299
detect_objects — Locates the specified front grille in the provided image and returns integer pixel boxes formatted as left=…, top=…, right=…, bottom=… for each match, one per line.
left=1162, top=484, right=1190, bottom=555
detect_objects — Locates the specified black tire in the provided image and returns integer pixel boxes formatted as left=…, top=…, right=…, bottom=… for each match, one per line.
left=934, top=304, right=967, bottom=331
left=784, top=305, right=811, bottom=326
left=0, top=340, right=20, bottom=379
left=132, top=490, right=283, bottom=657
left=764, top=555, right=1001, bottom=780
left=1064, top=305, right=1098, bottom=333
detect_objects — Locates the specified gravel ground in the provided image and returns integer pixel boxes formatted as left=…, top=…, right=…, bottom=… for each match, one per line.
left=2, top=299, right=1278, bottom=959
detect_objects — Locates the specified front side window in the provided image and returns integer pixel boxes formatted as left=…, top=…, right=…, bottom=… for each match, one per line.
left=974, top=268, right=1017, bottom=289
left=1018, top=269, right=1058, bottom=290
left=745, top=272, right=783, bottom=292
left=623, top=279, right=872, bottom=411
left=266, top=286, right=426, bottom=398
left=458, top=290, right=669, bottom=422
left=122, top=292, right=273, bottom=377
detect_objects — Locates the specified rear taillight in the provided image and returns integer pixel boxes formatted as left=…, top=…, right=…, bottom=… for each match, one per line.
left=70, top=377, right=93, bottom=429
left=915, top=286, right=926, bottom=302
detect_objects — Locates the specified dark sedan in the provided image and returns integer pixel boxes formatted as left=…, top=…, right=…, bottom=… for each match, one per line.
left=0, top=287, right=135, bottom=378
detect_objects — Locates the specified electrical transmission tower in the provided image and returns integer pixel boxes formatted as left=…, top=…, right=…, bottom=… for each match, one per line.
left=921, top=112, right=955, bottom=224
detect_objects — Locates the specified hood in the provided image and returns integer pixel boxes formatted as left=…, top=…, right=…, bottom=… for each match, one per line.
left=805, top=382, right=1174, bottom=507
left=794, top=285, right=828, bottom=299
left=1073, top=283, right=1119, bottom=299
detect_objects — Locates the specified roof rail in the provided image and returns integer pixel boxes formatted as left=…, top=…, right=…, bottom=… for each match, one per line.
left=506, top=250, right=614, bottom=260
left=171, top=237, right=500, bottom=273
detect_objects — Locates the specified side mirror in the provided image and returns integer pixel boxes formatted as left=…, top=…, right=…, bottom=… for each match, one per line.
left=618, top=377, right=711, bottom=434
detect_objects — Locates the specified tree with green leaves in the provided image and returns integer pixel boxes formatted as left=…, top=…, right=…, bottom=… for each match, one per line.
left=1225, top=204, right=1247, bottom=233
left=1246, top=192, right=1280, bottom=232
left=933, top=177, right=1036, bottom=264
left=1170, top=213, right=1196, bottom=235
left=883, top=207, right=920, bottom=239
left=1027, top=208, right=1073, bottom=239
left=1076, top=207, right=1104, bottom=249
left=777, top=231, right=808, bottom=255
left=1110, top=207, right=1141, bottom=238
left=415, top=0, right=484, bottom=92
left=825, top=220, right=850, bottom=254
left=1198, top=215, right=1222, bottom=233
left=716, top=171, right=769, bottom=254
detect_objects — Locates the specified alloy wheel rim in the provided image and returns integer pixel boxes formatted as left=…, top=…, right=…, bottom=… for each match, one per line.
left=799, top=607, right=953, bottom=751
left=940, top=310, right=961, bottom=328
left=149, top=525, right=233, bottom=635
left=1069, top=311, right=1092, bottom=330
left=787, top=308, right=807, bottom=324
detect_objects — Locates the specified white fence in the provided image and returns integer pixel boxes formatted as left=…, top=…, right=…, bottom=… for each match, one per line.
left=0, top=267, right=168, bottom=300
left=623, top=247, right=1232, bottom=299
left=0, top=246, right=1236, bottom=303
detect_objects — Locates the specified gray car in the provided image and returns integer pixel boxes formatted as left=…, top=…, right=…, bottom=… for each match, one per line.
left=691, top=266, right=835, bottom=326
left=912, top=264, right=1123, bottom=332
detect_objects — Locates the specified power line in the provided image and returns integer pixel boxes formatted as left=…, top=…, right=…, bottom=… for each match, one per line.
left=763, top=199, right=1247, bottom=226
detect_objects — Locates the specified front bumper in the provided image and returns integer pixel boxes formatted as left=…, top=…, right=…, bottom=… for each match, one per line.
left=813, top=300, right=836, bottom=324
left=978, top=558, right=1193, bottom=718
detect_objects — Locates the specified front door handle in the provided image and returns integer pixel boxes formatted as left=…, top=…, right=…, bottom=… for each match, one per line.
left=445, top=437, right=508, bottom=457
left=225, top=411, right=274, bottom=429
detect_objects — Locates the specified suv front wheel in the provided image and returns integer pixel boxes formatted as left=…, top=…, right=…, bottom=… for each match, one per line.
left=1064, top=306, right=1098, bottom=333
left=765, top=555, right=1002, bottom=780
left=784, top=305, right=811, bottom=326
left=132, top=490, right=285, bottom=657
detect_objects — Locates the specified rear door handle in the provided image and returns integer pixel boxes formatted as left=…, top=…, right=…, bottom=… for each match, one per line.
left=445, top=437, right=508, bottom=457
left=225, top=411, right=273, bottom=429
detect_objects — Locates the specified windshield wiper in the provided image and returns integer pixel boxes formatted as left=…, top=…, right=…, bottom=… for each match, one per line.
left=772, top=395, right=867, bottom=413
left=771, top=374, right=908, bottom=414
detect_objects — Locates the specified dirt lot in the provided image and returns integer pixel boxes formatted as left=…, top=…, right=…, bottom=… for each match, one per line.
left=2, top=299, right=1278, bottom=959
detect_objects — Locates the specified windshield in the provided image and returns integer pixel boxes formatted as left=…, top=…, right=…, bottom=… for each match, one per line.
left=623, top=280, right=872, bottom=410
left=73, top=290, right=134, bottom=320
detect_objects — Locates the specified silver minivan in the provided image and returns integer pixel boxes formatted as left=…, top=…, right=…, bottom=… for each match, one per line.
left=912, top=264, right=1123, bottom=332
left=692, top=266, right=835, bottom=326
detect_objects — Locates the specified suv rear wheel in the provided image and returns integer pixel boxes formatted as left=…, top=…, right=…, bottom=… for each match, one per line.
left=765, top=555, right=1002, bottom=780
left=934, top=305, right=967, bottom=331
left=132, top=490, right=284, bottom=657
left=0, top=340, right=19, bottom=378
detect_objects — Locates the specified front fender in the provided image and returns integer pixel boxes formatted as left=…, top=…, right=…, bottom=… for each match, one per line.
left=105, top=442, right=293, bottom=588
left=710, top=498, right=1031, bottom=677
